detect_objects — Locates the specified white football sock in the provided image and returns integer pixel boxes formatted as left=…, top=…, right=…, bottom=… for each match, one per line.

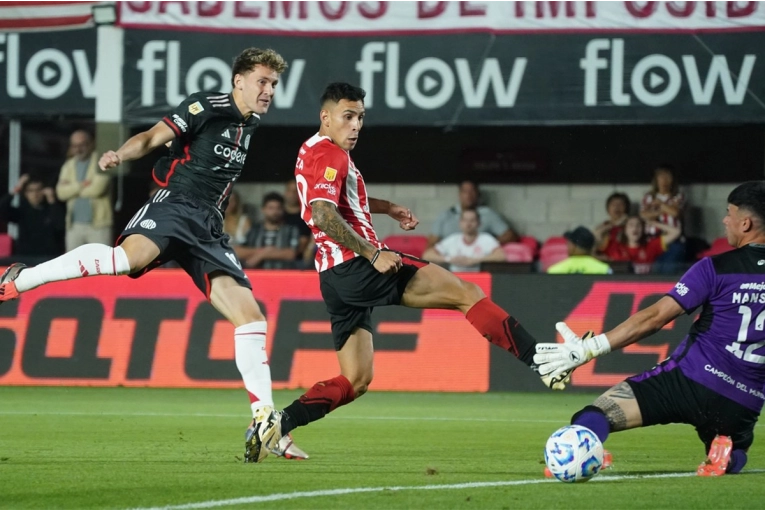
left=234, top=321, right=274, bottom=416
left=14, top=244, right=131, bottom=292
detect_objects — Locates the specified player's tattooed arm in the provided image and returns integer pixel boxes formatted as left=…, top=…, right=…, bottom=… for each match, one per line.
left=593, top=382, right=635, bottom=431
left=312, top=200, right=377, bottom=260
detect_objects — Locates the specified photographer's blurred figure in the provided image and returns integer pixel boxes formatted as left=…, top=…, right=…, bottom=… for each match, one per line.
left=547, top=226, right=612, bottom=274
left=56, top=129, right=113, bottom=250
left=0, top=174, right=65, bottom=261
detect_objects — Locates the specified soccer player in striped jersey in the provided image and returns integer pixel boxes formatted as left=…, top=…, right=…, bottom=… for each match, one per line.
left=248, top=82, right=561, bottom=461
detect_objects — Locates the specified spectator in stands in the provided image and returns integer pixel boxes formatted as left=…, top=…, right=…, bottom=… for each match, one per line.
left=547, top=226, right=612, bottom=274
left=223, top=191, right=252, bottom=246
left=0, top=174, right=65, bottom=260
left=283, top=179, right=313, bottom=266
left=56, top=129, right=112, bottom=250
left=428, top=179, right=517, bottom=248
left=604, top=216, right=681, bottom=275
left=423, top=208, right=506, bottom=272
left=234, top=192, right=300, bottom=269
left=594, top=192, right=630, bottom=255
left=640, top=165, right=686, bottom=273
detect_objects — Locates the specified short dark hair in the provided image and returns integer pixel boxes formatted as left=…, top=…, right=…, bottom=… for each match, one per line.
left=461, top=207, right=481, bottom=222
left=23, top=176, right=44, bottom=191
left=231, top=48, right=287, bottom=87
left=728, top=181, right=765, bottom=229
left=459, top=179, right=480, bottom=191
left=606, top=192, right=630, bottom=211
left=321, top=82, right=366, bottom=106
left=262, top=192, right=285, bottom=208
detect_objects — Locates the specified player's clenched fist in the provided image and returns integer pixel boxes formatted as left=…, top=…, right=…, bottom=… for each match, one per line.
left=99, top=150, right=122, bottom=171
left=371, top=249, right=402, bottom=275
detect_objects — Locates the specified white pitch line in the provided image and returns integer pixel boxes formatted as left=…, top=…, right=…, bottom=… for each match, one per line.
left=4, top=410, right=762, bottom=429
left=128, top=471, right=739, bottom=510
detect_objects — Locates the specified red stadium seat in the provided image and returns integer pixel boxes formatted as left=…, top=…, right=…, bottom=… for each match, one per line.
left=383, top=235, right=429, bottom=258
left=697, top=237, right=734, bottom=259
left=0, top=234, right=12, bottom=257
left=539, top=236, right=570, bottom=272
left=519, top=236, right=540, bottom=257
left=502, top=242, right=534, bottom=263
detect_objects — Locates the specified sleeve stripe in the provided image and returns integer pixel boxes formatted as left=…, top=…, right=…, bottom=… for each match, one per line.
left=309, top=197, right=339, bottom=206
left=162, top=116, right=181, bottom=136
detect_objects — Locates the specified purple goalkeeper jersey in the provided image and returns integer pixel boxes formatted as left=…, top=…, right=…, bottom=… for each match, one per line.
left=667, top=244, right=765, bottom=412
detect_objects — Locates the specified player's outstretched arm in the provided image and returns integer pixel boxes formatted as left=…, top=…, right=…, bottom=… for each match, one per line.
left=313, top=200, right=401, bottom=274
left=99, top=121, right=175, bottom=171
left=534, top=296, right=684, bottom=379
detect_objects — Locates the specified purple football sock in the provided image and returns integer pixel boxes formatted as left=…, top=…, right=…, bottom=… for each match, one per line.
left=571, top=406, right=610, bottom=444
left=727, top=449, right=747, bottom=474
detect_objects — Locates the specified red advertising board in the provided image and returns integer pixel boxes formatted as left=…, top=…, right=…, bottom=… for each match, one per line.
left=0, top=270, right=491, bottom=392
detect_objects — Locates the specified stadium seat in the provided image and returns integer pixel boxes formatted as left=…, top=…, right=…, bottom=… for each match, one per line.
left=539, top=236, right=570, bottom=272
left=697, top=237, right=734, bottom=259
left=383, top=235, right=429, bottom=258
left=0, top=234, right=12, bottom=258
left=501, top=242, right=534, bottom=263
left=518, top=236, right=540, bottom=258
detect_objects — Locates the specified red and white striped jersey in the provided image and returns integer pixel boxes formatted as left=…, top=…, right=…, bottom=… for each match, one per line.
left=295, top=134, right=385, bottom=272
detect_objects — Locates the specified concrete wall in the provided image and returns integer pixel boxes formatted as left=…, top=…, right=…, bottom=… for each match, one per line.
left=236, top=182, right=734, bottom=243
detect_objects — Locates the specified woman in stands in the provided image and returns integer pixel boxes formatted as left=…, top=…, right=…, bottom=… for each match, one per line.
left=604, top=216, right=681, bottom=274
left=640, top=165, right=686, bottom=272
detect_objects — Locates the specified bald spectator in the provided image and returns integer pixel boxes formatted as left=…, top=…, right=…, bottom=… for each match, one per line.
left=429, top=180, right=517, bottom=248
left=56, top=130, right=113, bottom=250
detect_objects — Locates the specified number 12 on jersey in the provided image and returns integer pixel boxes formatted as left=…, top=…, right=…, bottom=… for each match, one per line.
left=726, top=305, right=765, bottom=364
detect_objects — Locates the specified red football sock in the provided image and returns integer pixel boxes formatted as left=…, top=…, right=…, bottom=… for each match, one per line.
left=465, top=297, right=537, bottom=365
left=281, top=375, right=356, bottom=434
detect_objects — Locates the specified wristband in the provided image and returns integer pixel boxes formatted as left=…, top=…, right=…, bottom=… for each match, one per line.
left=370, top=249, right=381, bottom=265
left=583, top=333, right=612, bottom=360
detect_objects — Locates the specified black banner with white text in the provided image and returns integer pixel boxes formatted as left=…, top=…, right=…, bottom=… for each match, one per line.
left=123, top=30, right=765, bottom=126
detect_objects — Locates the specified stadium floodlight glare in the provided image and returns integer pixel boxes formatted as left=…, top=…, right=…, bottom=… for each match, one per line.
left=92, top=4, right=117, bottom=26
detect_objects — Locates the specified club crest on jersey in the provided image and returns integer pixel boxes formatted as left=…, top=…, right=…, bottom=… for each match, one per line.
left=324, top=167, right=337, bottom=182
left=188, top=101, right=204, bottom=115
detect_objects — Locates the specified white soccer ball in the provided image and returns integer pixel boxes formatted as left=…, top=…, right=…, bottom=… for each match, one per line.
left=544, top=425, right=604, bottom=483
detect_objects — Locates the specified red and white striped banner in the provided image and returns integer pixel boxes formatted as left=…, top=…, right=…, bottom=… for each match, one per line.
left=117, top=1, right=765, bottom=35
left=0, top=1, right=97, bottom=31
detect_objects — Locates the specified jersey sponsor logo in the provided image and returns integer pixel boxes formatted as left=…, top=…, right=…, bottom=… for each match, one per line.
left=674, top=282, right=689, bottom=296
left=314, top=182, right=337, bottom=195
left=740, top=282, right=765, bottom=290
left=140, top=219, right=157, bottom=230
left=221, top=129, right=231, bottom=139
left=171, top=114, right=188, bottom=133
left=324, top=167, right=337, bottom=181
left=188, top=101, right=204, bottom=115
left=214, top=144, right=246, bottom=164
left=225, top=252, right=242, bottom=270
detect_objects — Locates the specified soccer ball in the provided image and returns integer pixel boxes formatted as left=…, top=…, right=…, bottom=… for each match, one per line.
left=544, top=425, right=604, bottom=483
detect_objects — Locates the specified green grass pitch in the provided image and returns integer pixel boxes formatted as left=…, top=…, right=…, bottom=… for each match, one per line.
left=0, top=387, right=762, bottom=509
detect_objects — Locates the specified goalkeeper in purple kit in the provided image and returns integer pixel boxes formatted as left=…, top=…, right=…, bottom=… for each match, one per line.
left=535, top=181, right=765, bottom=476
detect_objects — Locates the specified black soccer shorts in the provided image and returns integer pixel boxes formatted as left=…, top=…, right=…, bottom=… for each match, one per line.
left=117, top=189, right=251, bottom=297
left=627, top=360, right=759, bottom=452
left=319, top=250, right=428, bottom=350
